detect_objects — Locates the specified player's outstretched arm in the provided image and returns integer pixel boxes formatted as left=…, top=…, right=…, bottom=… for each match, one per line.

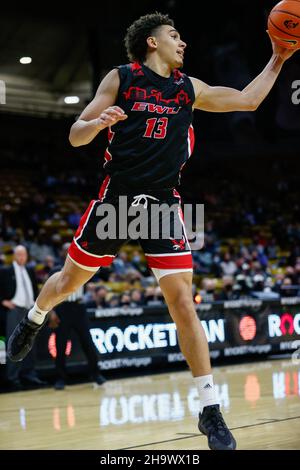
left=69, top=69, right=128, bottom=147
left=191, top=33, right=297, bottom=113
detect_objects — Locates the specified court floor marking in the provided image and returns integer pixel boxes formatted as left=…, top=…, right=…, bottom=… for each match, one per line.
left=119, top=415, right=300, bottom=450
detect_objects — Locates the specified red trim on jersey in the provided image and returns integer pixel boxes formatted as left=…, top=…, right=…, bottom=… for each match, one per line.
left=173, top=69, right=184, bottom=80
left=188, top=125, right=195, bottom=156
left=68, top=241, right=115, bottom=268
left=145, top=253, right=193, bottom=269
left=98, top=175, right=111, bottom=201
left=73, top=200, right=96, bottom=239
left=130, top=62, right=144, bottom=76
left=131, top=62, right=141, bottom=70
left=107, top=127, right=115, bottom=144
left=123, top=86, right=191, bottom=105
left=104, top=127, right=114, bottom=167
left=173, top=189, right=181, bottom=200
left=178, top=124, right=195, bottom=184
left=104, top=149, right=112, bottom=164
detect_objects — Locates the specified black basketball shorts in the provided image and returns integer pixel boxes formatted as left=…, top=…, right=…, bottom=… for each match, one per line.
left=68, top=182, right=193, bottom=280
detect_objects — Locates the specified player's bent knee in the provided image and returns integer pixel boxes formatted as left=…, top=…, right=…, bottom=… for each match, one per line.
left=168, top=297, right=198, bottom=325
left=177, top=308, right=198, bottom=327
left=176, top=314, right=199, bottom=334
left=168, top=293, right=194, bottom=311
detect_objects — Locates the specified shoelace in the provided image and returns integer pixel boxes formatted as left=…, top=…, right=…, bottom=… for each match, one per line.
left=202, top=408, right=228, bottom=435
left=17, top=319, right=38, bottom=341
left=16, top=323, right=34, bottom=345
left=131, top=194, right=159, bottom=209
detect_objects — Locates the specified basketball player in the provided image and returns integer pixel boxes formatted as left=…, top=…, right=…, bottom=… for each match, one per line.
left=8, top=13, right=296, bottom=450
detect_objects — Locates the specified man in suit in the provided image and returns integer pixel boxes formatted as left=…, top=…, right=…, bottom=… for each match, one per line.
left=0, top=245, right=47, bottom=390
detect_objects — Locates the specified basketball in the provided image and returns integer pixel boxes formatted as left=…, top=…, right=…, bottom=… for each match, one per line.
left=268, top=0, right=300, bottom=49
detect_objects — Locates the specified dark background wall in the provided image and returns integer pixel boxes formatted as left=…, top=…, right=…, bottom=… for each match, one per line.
left=0, top=0, right=299, bottom=198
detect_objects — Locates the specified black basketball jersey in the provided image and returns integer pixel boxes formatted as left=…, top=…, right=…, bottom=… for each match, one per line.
left=100, top=62, right=195, bottom=196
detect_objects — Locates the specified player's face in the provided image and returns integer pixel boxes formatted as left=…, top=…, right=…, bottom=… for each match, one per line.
left=155, top=25, right=187, bottom=68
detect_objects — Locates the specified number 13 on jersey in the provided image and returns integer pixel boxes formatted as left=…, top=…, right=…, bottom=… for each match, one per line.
left=143, top=117, right=169, bottom=139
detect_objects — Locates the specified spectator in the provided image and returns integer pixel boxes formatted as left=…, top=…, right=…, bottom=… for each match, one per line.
left=108, top=295, right=120, bottom=307
left=36, top=255, right=56, bottom=283
left=82, top=282, right=97, bottom=304
left=235, top=274, right=251, bottom=296
left=144, top=287, right=164, bottom=306
left=28, top=229, right=55, bottom=262
left=280, top=277, right=298, bottom=297
left=216, top=276, right=237, bottom=301
left=86, top=286, right=109, bottom=308
left=0, top=245, right=47, bottom=391
left=119, top=291, right=131, bottom=306
left=112, top=251, right=133, bottom=277
left=200, top=279, right=217, bottom=303
left=130, top=289, right=144, bottom=306
left=131, top=250, right=148, bottom=275
left=220, top=253, right=237, bottom=277
left=67, top=205, right=82, bottom=229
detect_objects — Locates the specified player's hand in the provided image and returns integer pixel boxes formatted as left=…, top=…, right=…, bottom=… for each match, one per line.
left=95, top=106, right=128, bottom=129
left=267, top=30, right=298, bottom=61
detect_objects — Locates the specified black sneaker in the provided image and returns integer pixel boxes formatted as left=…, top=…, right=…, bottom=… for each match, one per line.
left=7, top=379, right=24, bottom=392
left=7, top=315, right=48, bottom=362
left=54, top=379, right=65, bottom=390
left=92, top=373, right=107, bottom=386
left=198, top=404, right=236, bottom=450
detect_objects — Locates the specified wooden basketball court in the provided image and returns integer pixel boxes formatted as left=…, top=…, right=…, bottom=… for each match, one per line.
left=0, top=358, right=299, bottom=450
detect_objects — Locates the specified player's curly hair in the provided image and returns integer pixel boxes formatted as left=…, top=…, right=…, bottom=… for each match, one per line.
left=125, top=12, right=174, bottom=63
